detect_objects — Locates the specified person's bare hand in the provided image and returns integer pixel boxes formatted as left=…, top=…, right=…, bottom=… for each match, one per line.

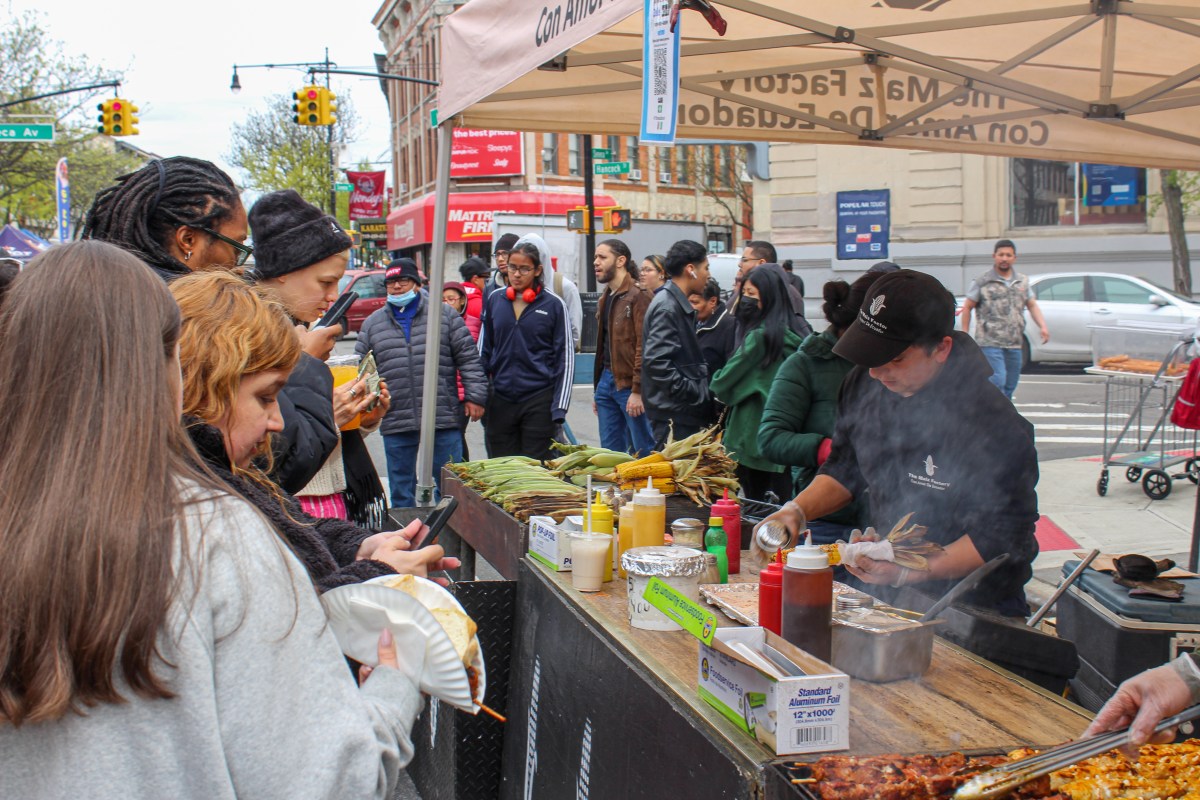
left=334, top=377, right=374, bottom=428
left=359, top=628, right=397, bottom=684
left=297, top=323, right=341, bottom=361
left=1040, top=326, right=1050, bottom=345
left=464, top=401, right=485, bottom=422
left=1086, top=661, right=1196, bottom=750
left=626, top=392, right=646, bottom=417
left=356, top=529, right=410, bottom=560
left=359, top=379, right=391, bottom=428
left=370, top=540, right=460, bottom=581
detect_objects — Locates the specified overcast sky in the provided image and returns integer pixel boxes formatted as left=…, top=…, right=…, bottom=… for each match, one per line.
left=12, top=0, right=394, bottom=185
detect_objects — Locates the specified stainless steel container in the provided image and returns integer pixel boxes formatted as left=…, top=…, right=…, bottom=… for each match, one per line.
left=831, top=607, right=942, bottom=682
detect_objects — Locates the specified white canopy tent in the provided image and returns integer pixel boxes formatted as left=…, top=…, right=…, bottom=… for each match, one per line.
left=412, top=0, right=1200, bottom=501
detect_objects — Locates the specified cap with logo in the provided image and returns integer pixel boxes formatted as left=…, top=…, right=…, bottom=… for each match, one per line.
left=385, top=257, right=421, bottom=284
left=832, top=269, right=954, bottom=369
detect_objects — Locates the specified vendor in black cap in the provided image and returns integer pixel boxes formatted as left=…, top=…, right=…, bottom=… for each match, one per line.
left=757, top=269, right=1039, bottom=616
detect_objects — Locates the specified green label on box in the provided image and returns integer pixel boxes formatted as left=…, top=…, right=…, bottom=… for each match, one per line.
left=644, top=577, right=718, bottom=645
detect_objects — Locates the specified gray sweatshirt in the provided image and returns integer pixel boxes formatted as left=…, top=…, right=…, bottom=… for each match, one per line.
left=0, top=490, right=421, bottom=799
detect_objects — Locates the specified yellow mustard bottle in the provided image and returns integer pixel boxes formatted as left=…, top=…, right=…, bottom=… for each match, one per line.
left=587, top=491, right=614, bottom=582
left=618, top=501, right=636, bottom=578
left=632, top=477, right=666, bottom=550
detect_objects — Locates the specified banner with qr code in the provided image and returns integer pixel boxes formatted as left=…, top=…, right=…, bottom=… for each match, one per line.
left=640, top=0, right=680, bottom=145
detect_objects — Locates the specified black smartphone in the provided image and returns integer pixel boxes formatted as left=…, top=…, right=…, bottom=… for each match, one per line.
left=419, top=495, right=459, bottom=547
left=314, top=290, right=359, bottom=331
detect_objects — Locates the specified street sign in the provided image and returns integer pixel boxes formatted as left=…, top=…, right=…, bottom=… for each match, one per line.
left=335, top=182, right=353, bottom=192
left=591, top=147, right=613, bottom=160
left=594, top=161, right=631, bottom=176
left=0, top=123, right=54, bottom=142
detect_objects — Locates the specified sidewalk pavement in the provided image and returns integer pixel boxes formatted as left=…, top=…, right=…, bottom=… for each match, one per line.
left=1028, top=456, right=1198, bottom=608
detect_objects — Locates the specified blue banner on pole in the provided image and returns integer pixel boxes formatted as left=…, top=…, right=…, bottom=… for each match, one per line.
left=836, top=189, right=890, bottom=260
left=640, top=0, right=680, bottom=145
left=1082, top=164, right=1140, bottom=207
left=55, top=158, right=71, bottom=243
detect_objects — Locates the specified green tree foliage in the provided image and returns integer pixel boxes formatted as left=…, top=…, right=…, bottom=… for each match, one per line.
left=227, top=92, right=358, bottom=214
left=0, top=9, right=128, bottom=234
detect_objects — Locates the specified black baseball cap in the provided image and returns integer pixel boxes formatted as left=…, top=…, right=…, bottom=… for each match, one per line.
left=459, top=256, right=491, bottom=280
left=832, top=269, right=954, bottom=368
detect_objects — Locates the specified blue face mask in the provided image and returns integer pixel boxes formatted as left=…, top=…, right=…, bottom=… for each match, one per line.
left=387, top=290, right=416, bottom=308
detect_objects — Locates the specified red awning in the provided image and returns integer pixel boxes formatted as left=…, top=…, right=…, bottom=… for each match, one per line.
left=385, top=189, right=617, bottom=251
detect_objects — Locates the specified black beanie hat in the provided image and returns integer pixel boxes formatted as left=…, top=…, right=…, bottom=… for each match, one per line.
left=248, top=190, right=353, bottom=279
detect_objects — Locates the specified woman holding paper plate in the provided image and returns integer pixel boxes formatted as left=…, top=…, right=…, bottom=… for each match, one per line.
left=0, top=241, right=425, bottom=797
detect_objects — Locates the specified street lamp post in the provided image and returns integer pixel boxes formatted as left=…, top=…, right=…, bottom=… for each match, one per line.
left=229, top=56, right=438, bottom=216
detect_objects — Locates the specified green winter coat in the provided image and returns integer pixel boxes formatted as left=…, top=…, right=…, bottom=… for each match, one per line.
left=759, top=328, right=864, bottom=526
left=710, top=327, right=804, bottom=473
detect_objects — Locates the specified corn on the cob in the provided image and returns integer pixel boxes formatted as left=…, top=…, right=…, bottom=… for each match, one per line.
left=617, top=452, right=667, bottom=469
left=616, top=460, right=673, bottom=482
left=620, top=479, right=676, bottom=494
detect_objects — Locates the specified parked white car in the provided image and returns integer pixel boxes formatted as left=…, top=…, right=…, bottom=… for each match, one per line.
left=1021, top=272, right=1200, bottom=365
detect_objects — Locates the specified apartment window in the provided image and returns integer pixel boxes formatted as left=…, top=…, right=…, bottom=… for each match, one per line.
left=607, top=135, right=620, bottom=159
left=626, top=136, right=639, bottom=171
left=677, top=146, right=691, bottom=181
left=1011, top=158, right=1146, bottom=227
left=569, top=134, right=582, bottom=176
left=542, top=133, right=559, bottom=175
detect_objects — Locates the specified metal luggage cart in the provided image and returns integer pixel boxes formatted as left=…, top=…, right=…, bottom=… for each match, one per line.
left=1089, top=336, right=1198, bottom=500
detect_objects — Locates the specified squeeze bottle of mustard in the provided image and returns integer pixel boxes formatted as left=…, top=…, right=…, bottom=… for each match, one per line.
left=631, top=477, right=666, bottom=550
left=617, top=500, right=636, bottom=578
left=588, top=491, right=614, bottom=582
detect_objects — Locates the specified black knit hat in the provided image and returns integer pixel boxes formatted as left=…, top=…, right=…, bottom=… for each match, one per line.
left=385, top=258, right=421, bottom=283
left=247, top=190, right=352, bottom=279
left=494, top=233, right=519, bottom=253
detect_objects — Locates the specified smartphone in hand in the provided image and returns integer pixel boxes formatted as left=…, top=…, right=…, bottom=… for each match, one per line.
left=418, top=496, right=459, bottom=548
left=314, top=290, right=359, bottom=332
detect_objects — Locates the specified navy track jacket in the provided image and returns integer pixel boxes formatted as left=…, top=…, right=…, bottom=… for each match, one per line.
left=479, top=287, right=574, bottom=422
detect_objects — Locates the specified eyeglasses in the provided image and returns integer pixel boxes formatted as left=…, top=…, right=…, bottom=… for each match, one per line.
left=508, top=264, right=537, bottom=275
left=199, top=226, right=254, bottom=267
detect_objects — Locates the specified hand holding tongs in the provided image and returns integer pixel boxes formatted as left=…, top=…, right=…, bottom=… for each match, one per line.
left=954, top=704, right=1200, bottom=800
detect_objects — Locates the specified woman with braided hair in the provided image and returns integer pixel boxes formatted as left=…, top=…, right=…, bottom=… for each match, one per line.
left=82, top=156, right=249, bottom=282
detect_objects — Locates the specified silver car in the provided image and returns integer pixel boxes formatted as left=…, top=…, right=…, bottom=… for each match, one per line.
left=1023, top=272, right=1200, bottom=365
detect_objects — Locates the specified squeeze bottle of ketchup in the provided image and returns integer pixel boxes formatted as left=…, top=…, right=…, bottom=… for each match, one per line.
left=758, top=549, right=784, bottom=635
left=781, top=532, right=832, bottom=661
left=710, top=489, right=742, bottom=575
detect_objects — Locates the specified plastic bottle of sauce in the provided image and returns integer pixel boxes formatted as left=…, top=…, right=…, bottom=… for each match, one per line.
left=781, top=533, right=833, bottom=661
left=631, top=478, right=666, bottom=550
left=758, top=550, right=784, bottom=636
left=711, top=488, right=742, bottom=575
left=703, top=516, right=729, bottom=583
left=587, top=491, right=614, bottom=583
left=617, top=501, right=636, bottom=578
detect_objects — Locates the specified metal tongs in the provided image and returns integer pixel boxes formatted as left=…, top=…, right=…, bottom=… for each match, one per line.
left=954, top=704, right=1200, bottom=800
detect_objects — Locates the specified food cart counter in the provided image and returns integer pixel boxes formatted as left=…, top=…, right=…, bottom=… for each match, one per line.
left=496, top=557, right=1091, bottom=799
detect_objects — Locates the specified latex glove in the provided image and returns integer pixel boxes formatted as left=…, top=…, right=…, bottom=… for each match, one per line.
left=1086, top=657, right=1200, bottom=750
left=848, top=527, right=879, bottom=544
left=844, top=556, right=906, bottom=586
left=838, top=540, right=894, bottom=569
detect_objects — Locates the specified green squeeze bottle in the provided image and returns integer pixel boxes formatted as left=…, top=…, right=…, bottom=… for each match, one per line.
left=704, top=516, right=729, bottom=584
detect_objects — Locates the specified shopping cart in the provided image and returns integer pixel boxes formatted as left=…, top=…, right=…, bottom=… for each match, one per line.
left=1088, top=323, right=1198, bottom=501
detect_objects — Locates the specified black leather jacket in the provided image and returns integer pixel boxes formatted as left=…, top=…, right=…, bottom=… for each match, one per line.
left=641, top=282, right=712, bottom=426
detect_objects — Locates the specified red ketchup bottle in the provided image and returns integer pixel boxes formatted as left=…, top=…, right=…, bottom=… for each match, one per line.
left=781, top=533, right=833, bottom=662
left=758, top=549, right=784, bottom=635
left=711, top=489, right=742, bottom=575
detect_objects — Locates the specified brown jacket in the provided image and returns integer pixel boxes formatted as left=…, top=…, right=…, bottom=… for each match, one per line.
left=593, top=272, right=652, bottom=394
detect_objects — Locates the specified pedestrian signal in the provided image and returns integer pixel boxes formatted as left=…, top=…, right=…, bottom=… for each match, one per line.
left=294, top=86, right=320, bottom=125
left=566, top=207, right=590, bottom=234
left=602, top=207, right=632, bottom=233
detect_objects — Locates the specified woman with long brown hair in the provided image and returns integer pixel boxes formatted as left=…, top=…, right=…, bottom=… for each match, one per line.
left=0, top=242, right=424, bottom=797
left=171, top=270, right=453, bottom=590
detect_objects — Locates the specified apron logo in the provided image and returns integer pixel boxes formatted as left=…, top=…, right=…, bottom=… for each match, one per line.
left=924, top=455, right=937, bottom=477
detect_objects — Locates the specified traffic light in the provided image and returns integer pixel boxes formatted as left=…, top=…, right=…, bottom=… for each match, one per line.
left=293, top=86, right=320, bottom=125
left=566, top=206, right=591, bottom=234
left=96, top=98, right=138, bottom=136
left=601, top=207, right=632, bottom=233
left=318, top=88, right=338, bottom=126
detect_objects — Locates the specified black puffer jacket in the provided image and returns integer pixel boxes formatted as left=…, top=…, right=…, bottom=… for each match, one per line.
left=641, top=282, right=712, bottom=427
left=187, top=419, right=396, bottom=593
left=269, top=352, right=340, bottom=495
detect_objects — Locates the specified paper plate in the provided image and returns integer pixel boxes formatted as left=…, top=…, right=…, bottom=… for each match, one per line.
left=365, top=575, right=486, bottom=712
left=321, top=582, right=475, bottom=711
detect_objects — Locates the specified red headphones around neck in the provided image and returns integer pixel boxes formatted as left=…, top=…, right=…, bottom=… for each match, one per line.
left=506, top=284, right=541, bottom=303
